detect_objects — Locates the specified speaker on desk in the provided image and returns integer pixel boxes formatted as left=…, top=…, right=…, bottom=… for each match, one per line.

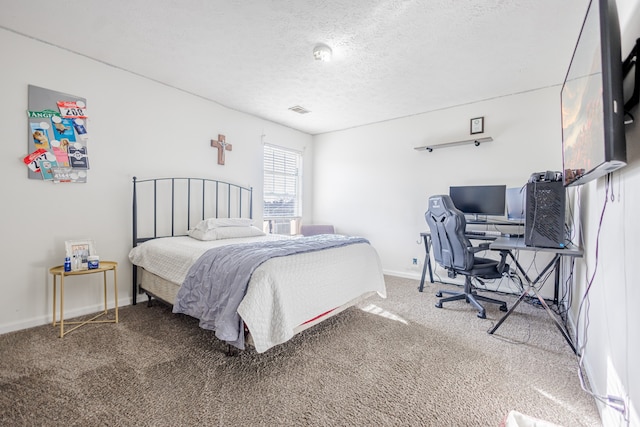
left=525, top=181, right=566, bottom=248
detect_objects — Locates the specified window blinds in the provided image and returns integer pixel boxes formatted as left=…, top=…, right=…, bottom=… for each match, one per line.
left=263, top=144, right=301, bottom=218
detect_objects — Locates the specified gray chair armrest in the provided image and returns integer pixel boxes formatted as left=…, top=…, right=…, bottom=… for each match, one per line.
left=469, top=243, right=490, bottom=253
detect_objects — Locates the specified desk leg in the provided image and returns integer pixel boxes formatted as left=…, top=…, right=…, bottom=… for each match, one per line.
left=426, top=236, right=433, bottom=283
left=419, top=259, right=428, bottom=292
left=418, top=235, right=433, bottom=292
left=532, top=290, right=577, bottom=354
left=554, top=257, right=560, bottom=306
left=488, top=252, right=576, bottom=354
left=488, top=290, right=529, bottom=334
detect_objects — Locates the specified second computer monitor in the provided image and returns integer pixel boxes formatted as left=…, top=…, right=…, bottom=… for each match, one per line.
left=449, top=185, right=506, bottom=218
left=506, top=187, right=526, bottom=222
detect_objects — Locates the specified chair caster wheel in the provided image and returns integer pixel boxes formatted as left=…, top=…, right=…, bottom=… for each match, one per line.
left=435, top=292, right=442, bottom=297
left=435, top=302, right=442, bottom=309
left=500, top=305, right=508, bottom=312
left=477, top=311, right=486, bottom=319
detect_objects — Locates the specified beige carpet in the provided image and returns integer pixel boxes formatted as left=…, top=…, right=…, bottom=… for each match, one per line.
left=0, top=276, right=600, bottom=426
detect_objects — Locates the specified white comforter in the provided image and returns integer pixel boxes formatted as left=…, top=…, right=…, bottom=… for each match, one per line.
left=129, top=235, right=386, bottom=352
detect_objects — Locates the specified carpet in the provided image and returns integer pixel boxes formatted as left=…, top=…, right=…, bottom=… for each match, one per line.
left=0, top=276, right=600, bottom=426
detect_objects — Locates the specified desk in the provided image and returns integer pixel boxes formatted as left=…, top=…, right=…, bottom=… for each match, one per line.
left=487, top=237, right=583, bottom=353
left=50, top=261, right=118, bottom=338
left=418, top=231, right=582, bottom=353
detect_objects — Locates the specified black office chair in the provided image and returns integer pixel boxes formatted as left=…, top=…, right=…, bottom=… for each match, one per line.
left=425, top=194, right=509, bottom=319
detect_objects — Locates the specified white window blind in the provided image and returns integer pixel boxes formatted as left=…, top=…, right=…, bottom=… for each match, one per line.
left=263, top=144, right=302, bottom=218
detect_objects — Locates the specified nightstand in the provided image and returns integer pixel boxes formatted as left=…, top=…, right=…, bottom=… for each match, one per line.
left=49, top=261, right=118, bottom=338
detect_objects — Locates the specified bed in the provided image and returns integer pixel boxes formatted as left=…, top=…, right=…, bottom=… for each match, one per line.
left=129, top=177, right=386, bottom=353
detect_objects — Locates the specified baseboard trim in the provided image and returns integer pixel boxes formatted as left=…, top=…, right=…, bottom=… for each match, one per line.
left=0, top=296, right=132, bottom=335
left=382, top=269, right=421, bottom=280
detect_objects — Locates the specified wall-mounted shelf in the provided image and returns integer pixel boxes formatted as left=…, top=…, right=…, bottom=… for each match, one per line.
left=414, top=136, right=493, bottom=152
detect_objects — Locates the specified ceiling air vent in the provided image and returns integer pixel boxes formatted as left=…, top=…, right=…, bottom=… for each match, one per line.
left=288, top=105, right=310, bottom=114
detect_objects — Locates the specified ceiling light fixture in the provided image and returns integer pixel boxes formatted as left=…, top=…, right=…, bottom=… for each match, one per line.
left=313, top=43, right=332, bottom=62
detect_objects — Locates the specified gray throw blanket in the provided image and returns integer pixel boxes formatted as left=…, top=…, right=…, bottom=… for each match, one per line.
left=173, top=234, right=369, bottom=349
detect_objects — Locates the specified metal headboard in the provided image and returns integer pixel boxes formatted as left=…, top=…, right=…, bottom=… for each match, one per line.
left=131, top=176, right=253, bottom=304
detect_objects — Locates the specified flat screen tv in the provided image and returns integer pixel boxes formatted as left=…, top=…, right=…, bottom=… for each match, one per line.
left=449, top=185, right=506, bottom=219
left=561, top=0, right=626, bottom=187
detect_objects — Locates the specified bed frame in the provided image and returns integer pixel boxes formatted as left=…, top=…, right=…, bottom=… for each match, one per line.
left=131, top=176, right=253, bottom=305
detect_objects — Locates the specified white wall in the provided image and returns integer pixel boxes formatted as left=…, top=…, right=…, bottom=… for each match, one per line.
left=573, top=1, right=640, bottom=424
left=0, top=29, right=312, bottom=333
left=313, top=87, right=563, bottom=296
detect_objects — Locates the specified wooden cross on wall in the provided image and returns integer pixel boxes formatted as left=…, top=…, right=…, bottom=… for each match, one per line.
left=211, top=134, right=233, bottom=165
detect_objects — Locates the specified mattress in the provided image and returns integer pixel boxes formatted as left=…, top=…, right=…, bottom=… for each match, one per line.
left=129, top=235, right=386, bottom=352
left=138, top=268, right=376, bottom=347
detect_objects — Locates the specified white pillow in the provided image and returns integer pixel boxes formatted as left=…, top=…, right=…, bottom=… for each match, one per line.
left=188, top=225, right=265, bottom=241
left=193, top=217, right=253, bottom=232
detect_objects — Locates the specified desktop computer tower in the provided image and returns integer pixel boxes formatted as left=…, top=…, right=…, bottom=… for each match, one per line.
left=524, top=181, right=566, bottom=248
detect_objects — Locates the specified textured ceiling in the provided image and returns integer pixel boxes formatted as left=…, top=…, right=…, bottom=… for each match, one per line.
left=1, top=0, right=590, bottom=135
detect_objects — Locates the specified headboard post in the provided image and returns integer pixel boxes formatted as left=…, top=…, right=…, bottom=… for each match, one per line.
left=171, top=178, right=175, bottom=237
left=131, top=176, right=254, bottom=306
left=132, top=176, right=138, bottom=305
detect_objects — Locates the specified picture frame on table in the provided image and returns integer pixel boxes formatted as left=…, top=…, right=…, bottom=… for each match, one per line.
left=65, top=239, right=96, bottom=270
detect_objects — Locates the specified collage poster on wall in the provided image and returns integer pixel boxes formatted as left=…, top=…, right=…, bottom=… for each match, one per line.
left=24, top=85, right=90, bottom=183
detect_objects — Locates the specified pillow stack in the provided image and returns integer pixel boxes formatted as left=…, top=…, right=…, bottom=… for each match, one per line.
left=188, top=218, right=265, bottom=241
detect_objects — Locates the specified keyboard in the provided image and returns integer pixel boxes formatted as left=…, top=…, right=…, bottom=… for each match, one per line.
left=466, top=230, right=502, bottom=236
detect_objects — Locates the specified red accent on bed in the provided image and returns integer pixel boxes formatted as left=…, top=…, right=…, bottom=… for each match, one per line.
left=302, top=308, right=337, bottom=325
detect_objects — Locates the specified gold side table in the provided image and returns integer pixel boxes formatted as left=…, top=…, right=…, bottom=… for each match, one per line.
left=49, top=261, right=118, bottom=338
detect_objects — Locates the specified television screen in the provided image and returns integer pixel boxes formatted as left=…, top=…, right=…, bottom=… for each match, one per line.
left=449, top=185, right=506, bottom=217
left=561, top=0, right=626, bottom=186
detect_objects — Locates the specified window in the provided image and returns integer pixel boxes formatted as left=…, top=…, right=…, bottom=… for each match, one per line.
left=263, top=144, right=302, bottom=234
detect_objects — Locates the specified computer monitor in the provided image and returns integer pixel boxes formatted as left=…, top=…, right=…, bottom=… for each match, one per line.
left=506, top=187, right=526, bottom=221
left=448, top=185, right=506, bottom=218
